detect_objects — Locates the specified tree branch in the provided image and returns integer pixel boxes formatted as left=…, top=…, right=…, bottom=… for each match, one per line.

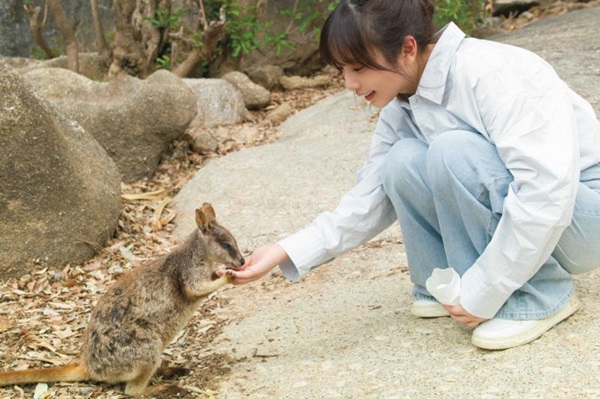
left=47, top=0, right=79, bottom=72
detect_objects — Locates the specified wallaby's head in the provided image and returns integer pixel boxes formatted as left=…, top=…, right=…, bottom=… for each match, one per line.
left=195, top=203, right=245, bottom=270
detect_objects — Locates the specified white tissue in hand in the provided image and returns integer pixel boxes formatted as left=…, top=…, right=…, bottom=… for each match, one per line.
left=425, top=268, right=461, bottom=306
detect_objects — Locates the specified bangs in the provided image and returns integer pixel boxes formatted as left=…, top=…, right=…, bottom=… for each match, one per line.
left=319, top=2, right=388, bottom=71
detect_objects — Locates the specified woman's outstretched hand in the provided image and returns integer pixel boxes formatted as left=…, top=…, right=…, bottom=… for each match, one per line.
left=442, top=304, right=488, bottom=328
left=216, top=243, right=290, bottom=285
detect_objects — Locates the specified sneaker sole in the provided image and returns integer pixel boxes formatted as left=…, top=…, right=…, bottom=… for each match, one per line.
left=410, top=303, right=451, bottom=318
left=471, top=296, right=580, bottom=350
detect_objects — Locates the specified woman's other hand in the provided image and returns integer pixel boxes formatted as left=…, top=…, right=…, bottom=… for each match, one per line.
left=442, top=304, right=488, bottom=328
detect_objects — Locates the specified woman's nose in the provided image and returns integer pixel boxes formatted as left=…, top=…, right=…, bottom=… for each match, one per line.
left=343, top=70, right=359, bottom=91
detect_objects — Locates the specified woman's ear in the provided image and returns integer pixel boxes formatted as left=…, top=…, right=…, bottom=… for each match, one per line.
left=401, top=36, right=418, bottom=58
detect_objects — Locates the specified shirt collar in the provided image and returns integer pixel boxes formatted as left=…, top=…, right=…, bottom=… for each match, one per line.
left=415, top=22, right=466, bottom=104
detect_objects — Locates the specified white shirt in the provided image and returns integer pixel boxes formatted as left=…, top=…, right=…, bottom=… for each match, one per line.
left=277, top=22, right=600, bottom=319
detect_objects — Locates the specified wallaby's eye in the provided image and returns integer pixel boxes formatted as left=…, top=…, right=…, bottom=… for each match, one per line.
left=220, top=243, right=231, bottom=250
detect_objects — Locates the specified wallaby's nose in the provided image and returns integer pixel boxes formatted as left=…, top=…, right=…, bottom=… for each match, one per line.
left=239, top=257, right=245, bottom=266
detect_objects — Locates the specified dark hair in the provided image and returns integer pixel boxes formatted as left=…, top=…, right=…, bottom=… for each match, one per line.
left=320, top=0, right=436, bottom=71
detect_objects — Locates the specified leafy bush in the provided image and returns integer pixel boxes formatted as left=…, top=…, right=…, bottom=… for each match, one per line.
left=434, top=0, right=486, bottom=34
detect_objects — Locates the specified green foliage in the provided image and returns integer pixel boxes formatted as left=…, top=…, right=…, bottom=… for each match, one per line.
left=280, top=0, right=340, bottom=44
left=145, top=8, right=187, bottom=30
left=156, top=54, right=172, bottom=69
left=208, top=0, right=339, bottom=58
left=221, top=2, right=273, bottom=57
left=434, top=0, right=485, bottom=34
left=145, top=1, right=341, bottom=73
left=29, top=45, right=51, bottom=60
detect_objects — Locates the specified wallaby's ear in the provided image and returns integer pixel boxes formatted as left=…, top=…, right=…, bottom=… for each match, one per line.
left=195, top=208, right=210, bottom=233
left=196, top=203, right=216, bottom=233
left=201, top=203, right=216, bottom=221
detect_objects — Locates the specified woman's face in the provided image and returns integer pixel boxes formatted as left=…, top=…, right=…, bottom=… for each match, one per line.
left=341, top=63, right=418, bottom=107
left=339, top=38, right=424, bottom=107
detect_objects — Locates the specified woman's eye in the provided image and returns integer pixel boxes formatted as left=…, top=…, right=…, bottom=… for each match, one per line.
left=352, top=66, right=364, bottom=72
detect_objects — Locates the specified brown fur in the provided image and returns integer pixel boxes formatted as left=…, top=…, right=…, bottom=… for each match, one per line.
left=0, top=203, right=244, bottom=396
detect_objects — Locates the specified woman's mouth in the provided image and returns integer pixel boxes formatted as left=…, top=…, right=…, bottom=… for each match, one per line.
left=365, top=91, right=375, bottom=102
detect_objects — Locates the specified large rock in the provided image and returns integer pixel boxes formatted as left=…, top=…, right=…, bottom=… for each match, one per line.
left=222, top=71, right=271, bottom=110
left=17, top=53, right=108, bottom=81
left=24, top=68, right=198, bottom=181
left=0, top=60, right=121, bottom=279
left=183, top=78, right=247, bottom=128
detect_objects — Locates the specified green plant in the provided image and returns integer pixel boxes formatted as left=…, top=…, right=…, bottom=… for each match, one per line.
left=434, top=0, right=485, bottom=34
left=144, top=1, right=341, bottom=75
left=29, top=44, right=52, bottom=60
left=280, top=0, right=340, bottom=44
left=146, top=8, right=187, bottom=29
left=221, top=2, right=268, bottom=57
left=156, top=54, right=172, bottom=69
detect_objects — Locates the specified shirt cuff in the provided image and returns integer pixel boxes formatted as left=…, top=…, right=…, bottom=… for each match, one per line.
left=276, top=227, right=330, bottom=282
left=460, top=263, right=514, bottom=319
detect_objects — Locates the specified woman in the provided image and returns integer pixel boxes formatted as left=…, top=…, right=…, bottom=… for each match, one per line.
left=219, top=0, right=600, bottom=350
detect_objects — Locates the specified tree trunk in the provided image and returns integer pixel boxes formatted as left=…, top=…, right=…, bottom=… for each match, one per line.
left=171, top=7, right=226, bottom=78
left=46, top=0, right=78, bottom=73
left=110, top=0, right=169, bottom=77
left=90, top=0, right=110, bottom=66
left=24, top=4, right=55, bottom=59
left=110, top=0, right=145, bottom=76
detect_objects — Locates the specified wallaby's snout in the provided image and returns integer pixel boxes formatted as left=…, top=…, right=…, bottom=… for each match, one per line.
left=222, top=246, right=245, bottom=269
left=230, top=256, right=245, bottom=269
left=195, top=202, right=245, bottom=270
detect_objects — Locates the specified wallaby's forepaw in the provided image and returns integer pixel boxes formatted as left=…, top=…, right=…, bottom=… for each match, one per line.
left=223, top=270, right=235, bottom=284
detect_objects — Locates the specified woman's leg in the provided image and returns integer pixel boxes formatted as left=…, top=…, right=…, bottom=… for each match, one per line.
left=381, top=138, right=447, bottom=301
left=553, top=163, right=600, bottom=274
left=425, top=130, right=573, bottom=320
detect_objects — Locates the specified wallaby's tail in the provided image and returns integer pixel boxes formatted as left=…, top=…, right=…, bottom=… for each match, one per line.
left=0, top=362, right=89, bottom=386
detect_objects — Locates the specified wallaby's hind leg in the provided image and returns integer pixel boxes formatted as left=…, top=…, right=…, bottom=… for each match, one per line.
left=141, top=383, right=190, bottom=397
left=154, top=366, right=192, bottom=380
left=124, top=361, right=160, bottom=396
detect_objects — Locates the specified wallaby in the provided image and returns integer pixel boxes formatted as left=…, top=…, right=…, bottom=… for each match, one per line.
left=0, top=203, right=244, bottom=396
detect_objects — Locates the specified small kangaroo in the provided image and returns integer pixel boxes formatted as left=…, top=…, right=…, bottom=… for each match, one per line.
left=0, top=203, right=244, bottom=396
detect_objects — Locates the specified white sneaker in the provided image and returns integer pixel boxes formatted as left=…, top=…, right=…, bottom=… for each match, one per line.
left=410, top=298, right=451, bottom=318
left=471, top=295, right=580, bottom=350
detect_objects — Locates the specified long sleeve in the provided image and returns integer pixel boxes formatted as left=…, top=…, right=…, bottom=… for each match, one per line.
left=277, top=102, right=417, bottom=281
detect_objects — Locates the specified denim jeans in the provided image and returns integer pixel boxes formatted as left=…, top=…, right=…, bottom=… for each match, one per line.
left=381, top=131, right=600, bottom=319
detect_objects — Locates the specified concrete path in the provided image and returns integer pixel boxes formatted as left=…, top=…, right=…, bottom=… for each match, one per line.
left=173, top=7, right=600, bottom=399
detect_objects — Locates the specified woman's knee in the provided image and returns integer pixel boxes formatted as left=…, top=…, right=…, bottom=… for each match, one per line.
left=554, top=185, right=600, bottom=274
left=426, top=131, right=503, bottom=191
left=427, top=131, right=483, bottom=176
left=381, top=138, right=427, bottom=195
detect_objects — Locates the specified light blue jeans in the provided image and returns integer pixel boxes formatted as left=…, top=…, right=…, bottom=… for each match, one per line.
left=381, top=131, right=600, bottom=319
